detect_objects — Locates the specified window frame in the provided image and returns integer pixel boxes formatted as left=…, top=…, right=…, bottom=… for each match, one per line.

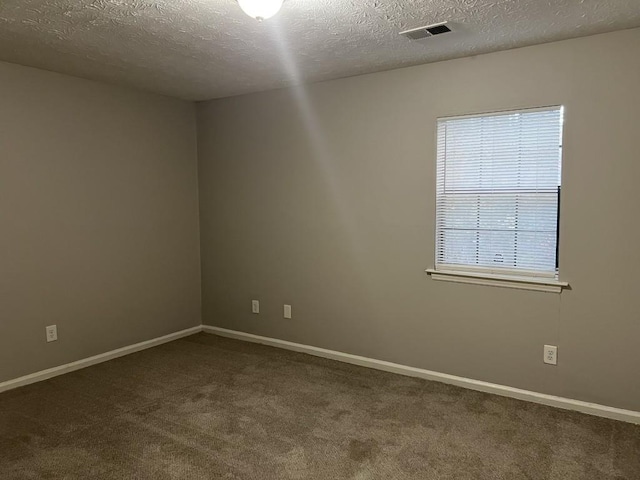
left=427, top=106, right=569, bottom=293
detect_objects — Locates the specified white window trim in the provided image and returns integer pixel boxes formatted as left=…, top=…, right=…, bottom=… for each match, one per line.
left=430, top=105, right=568, bottom=293
left=439, top=105, right=562, bottom=121
left=425, top=267, right=569, bottom=293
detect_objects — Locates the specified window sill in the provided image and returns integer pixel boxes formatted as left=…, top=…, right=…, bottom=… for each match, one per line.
left=425, top=268, right=569, bottom=293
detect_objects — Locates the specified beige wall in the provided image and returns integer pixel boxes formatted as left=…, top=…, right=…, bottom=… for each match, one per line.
left=0, top=61, right=201, bottom=383
left=197, top=28, right=640, bottom=411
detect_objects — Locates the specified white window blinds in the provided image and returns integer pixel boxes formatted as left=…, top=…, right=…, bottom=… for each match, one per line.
left=435, top=106, right=563, bottom=277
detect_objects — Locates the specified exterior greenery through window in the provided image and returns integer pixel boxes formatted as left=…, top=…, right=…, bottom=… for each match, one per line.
left=435, top=106, right=563, bottom=279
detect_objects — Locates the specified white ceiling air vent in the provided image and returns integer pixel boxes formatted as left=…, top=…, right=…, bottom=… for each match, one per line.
left=399, top=22, right=452, bottom=40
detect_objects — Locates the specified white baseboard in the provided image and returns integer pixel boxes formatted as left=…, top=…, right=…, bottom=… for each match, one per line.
left=4, top=323, right=638, bottom=425
left=202, top=325, right=640, bottom=425
left=0, top=326, right=202, bottom=394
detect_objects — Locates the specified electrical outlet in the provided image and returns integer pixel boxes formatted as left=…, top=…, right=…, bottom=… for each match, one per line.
left=46, top=325, right=58, bottom=343
left=544, top=345, right=557, bottom=365
left=283, top=304, right=292, bottom=319
left=251, top=300, right=260, bottom=314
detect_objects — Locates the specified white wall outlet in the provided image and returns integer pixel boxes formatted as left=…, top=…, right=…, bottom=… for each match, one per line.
left=544, top=345, right=558, bottom=365
left=46, top=325, right=58, bottom=343
left=283, top=304, right=292, bottom=319
left=251, top=300, right=260, bottom=314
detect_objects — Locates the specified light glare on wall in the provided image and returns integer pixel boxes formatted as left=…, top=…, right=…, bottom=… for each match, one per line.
left=238, top=0, right=284, bottom=21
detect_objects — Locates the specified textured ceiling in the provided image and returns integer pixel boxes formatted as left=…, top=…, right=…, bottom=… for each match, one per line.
left=0, top=0, right=639, bottom=101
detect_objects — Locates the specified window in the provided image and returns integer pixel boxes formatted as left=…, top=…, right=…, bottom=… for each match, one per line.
left=429, top=106, right=568, bottom=292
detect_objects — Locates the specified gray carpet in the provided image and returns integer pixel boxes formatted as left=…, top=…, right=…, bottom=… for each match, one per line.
left=1, top=333, right=639, bottom=479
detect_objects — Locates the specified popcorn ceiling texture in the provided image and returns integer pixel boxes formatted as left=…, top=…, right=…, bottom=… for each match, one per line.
left=0, top=0, right=639, bottom=100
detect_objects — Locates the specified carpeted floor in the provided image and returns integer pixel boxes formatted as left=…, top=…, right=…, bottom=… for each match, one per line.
left=1, top=333, right=639, bottom=479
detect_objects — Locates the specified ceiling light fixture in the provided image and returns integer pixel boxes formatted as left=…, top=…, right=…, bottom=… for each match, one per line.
left=238, top=0, right=284, bottom=21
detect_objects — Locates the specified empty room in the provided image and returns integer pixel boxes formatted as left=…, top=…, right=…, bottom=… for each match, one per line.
left=1, top=0, right=640, bottom=478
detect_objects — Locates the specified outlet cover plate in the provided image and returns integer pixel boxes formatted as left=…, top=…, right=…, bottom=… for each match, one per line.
left=46, top=325, right=58, bottom=343
left=544, top=345, right=558, bottom=365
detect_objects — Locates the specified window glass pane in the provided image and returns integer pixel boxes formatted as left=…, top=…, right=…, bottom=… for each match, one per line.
left=515, top=231, right=557, bottom=271
left=435, top=107, right=563, bottom=276
left=477, top=230, right=517, bottom=268
left=439, top=230, right=477, bottom=266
